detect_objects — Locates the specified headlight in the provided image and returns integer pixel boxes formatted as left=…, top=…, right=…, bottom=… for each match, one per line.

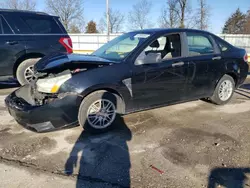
left=36, top=74, right=72, bottom=93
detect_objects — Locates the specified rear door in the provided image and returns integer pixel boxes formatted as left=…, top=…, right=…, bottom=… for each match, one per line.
left=183, top=32, right=221, bottom=98
left=208, top=37, right=232, bottom=91
left=0, top=15, right=26, bottom=77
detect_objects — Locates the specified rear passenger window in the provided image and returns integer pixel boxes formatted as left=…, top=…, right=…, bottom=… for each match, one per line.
left=217, top=40, right=231, bottom=52
left=21, top=16, right=62, bottom=34
left=187, top=33, right=214, bottom=56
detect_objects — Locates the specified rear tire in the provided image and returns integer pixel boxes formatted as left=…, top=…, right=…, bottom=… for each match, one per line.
left=210, top=75, right=235, bottom=105
left=16, top=58, right=41, bottom=85
left=78, top=90, right=122, bottom=134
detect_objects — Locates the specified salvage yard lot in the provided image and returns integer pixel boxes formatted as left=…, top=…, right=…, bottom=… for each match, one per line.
left=1, top=79, right=250, bottom=188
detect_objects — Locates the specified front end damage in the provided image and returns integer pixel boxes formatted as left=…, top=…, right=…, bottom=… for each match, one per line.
left=5, top=53, right=116, bottom=132
left=5, top=84, right=82, bottom=132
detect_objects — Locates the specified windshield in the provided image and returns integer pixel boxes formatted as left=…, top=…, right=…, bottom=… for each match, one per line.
left=92, top=32, right=151, bottom=61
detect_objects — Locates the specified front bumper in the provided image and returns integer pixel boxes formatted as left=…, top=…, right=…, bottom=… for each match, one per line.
left=5, top=85, right=81, bottom=132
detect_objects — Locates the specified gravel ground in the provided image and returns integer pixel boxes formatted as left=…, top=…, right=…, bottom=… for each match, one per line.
left=1, top=79, right=250, bottom=188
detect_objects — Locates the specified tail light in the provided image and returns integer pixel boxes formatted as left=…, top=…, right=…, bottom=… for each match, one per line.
left=244, top=52, right=248, bottom=62
left=59, top=37, right=73, bottom=54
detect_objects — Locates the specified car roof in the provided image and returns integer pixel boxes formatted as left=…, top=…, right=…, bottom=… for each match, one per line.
left=130, top=28, right=213, bottom=35
left=0, top=9, right=52, bottom=16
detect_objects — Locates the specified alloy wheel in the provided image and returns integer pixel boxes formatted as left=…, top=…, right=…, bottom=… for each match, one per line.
left=24, top=65, right=37, bottom=83
left=218, top=80, right=233, bottom=101
left=87, top=99, right=116, bottom=129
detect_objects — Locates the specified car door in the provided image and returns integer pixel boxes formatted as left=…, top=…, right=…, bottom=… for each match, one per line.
left=0, top=15, right=26, bottom=78
left=131, top=33, right=190, bottom=110
left=206, top=37, right=230, bottom=95
left=183, top=32, right=221, bottom=99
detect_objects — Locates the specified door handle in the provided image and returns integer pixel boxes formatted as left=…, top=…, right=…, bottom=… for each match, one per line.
left=172, top=61, right=184, bottom=67
left=212, top=56, right=221, bottom=60
left=6, top=41, right=18, bottom=45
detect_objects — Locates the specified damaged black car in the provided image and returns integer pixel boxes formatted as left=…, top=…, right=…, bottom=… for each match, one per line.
left=5, top=28, right=249, bottom=133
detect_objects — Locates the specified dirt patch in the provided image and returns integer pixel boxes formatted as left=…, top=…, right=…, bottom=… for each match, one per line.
left=0, top=127, right=16, bottom=140
left=65, top=134, right=80, bottom=145
left=123, top=112, right=159, bottom=133
left=0, top=128, right=11, bottom=133
left=160, top=128, right=240, bottom=168
left=217, top=100, right=250, bottom=114
left=2, top=137, right=57, bottom=158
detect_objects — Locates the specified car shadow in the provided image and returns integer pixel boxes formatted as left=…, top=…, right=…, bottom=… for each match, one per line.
left=239, top=83, right=250, bottom=91
left=64, top=92, right=132, bottom=188
left=234, top=83, right=250, bottom=99
left=235, top=91, right=250, bottom=99
left=208, top=167, right=250, bottom=188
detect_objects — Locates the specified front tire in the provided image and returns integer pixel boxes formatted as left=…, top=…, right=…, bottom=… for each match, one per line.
left=210, top=75, right=235, bottom=105
left=16, top=58, right=41, bottom=85
left=78, top=90, right=121, bottom=133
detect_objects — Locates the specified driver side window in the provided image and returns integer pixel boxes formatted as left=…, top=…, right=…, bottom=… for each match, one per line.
left=135, top=34, right=181, bottom=65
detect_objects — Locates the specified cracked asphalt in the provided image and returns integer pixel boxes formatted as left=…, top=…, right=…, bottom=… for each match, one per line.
left=1, top=79, right=250, bottom=188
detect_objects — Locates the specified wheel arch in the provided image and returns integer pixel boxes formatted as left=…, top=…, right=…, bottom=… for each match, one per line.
left=225, top=72, right=238, bottom=86
left=210, top=73, right=236, bottom=105
left=213, top=72, right=238, bottom=95
left=81, top=87, right=126, bottom=114
left=13, top=53, right=45, bottom=77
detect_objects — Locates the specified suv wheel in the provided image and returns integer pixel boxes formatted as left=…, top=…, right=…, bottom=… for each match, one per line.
left=78, top=90, right=121, bottom=133
left=210, top=75, right=235, bottom=105
left=16, top=58, right=41, bottom=85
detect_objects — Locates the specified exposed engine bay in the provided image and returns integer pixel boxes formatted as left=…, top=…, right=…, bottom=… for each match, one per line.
left=31, top=59, right=112, bottom=106
left=32, top=69, right=83, bottom=105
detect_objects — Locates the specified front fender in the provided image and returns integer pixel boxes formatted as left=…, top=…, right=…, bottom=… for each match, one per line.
left=59, top=64, right=133, bottom=113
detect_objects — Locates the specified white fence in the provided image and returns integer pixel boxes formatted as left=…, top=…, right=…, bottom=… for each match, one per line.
left=218, top=34, right=250, bottom=53
left=69, top=33, right=250, bottom=53
left=69, top=34, right=121, bottom=53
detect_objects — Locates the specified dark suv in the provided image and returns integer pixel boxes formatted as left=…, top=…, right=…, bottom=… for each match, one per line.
left=0, top=9, right=72, bottom=85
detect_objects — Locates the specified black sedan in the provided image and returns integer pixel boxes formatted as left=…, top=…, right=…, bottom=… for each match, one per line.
left=5, top=28, right=249, bottom=133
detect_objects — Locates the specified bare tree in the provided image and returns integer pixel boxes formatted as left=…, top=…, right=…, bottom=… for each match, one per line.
left=98, top=19, right=105, bottom=33
left=196, top=0, right=210, bottom=30
left=1, top=0, right=36, bottom=11
left=128, top=0, right=152, bottom=30
left=98, top=8, right=125, bottom=33
left=159, top=0, right=179, bottom=28
left=171, top=0, right=198, bottom=28
left=45, top=0, right=84, bottom=32
left=176, top=0, right=188, bottom=28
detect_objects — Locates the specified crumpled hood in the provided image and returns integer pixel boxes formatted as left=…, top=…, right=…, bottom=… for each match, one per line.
left=35, top=53, right=117, bottom=73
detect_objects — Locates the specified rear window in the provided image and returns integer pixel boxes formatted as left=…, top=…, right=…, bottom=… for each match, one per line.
left=21, top=16, right=63, bottom=34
